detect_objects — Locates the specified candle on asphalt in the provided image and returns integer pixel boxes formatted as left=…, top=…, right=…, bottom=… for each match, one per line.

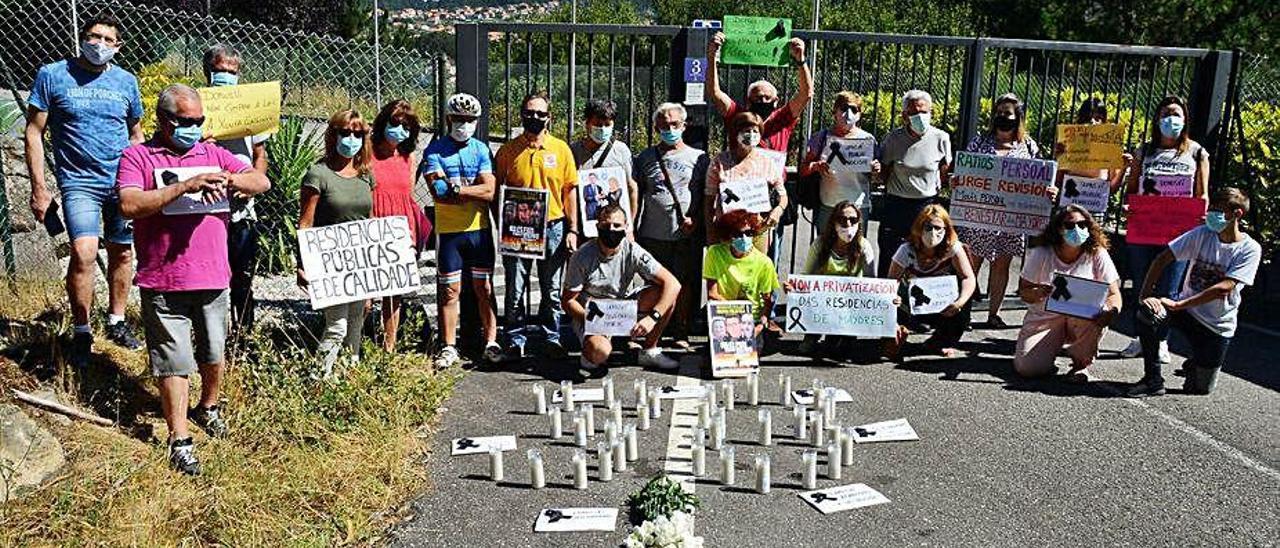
left=602, top=377, right=615, bottom=404
left=574, top=415, right=588, bottom=447
left=638, top=399, right=651, bottom=431
left=721, top=379, right=735, bottom=411
left=754, top=454, right=771, bottom=494
left=561, top=380, right=574, bottom=409
left=624, top=422, right=638, bottom=461
left=841, top=426, right=855, bottom=466
left=610, top=398, right=624, bottom=426
left=757, top=408, right=772, bottom=446
left=533, top=383, right=547, bottom=415
left=633, top=379, right=647, bottom=411
left=549, top=405, right=563, bottom=439
left=779, top=374, right=792, bottom=407
left=613, top=441, right=627, bottom=473
left=720, top=445, right=736, bottom=485
left=691, top=433, right=706, bottom=477
left=811, top=411, right=826, bottom=447
left=527, top=449, right=545, bottom=489
left=581, top=403, right=595, bottom=434
left=489, top=447, right=504, bottom=482
left=598, top=441, right=614, bottom=482
left=801, top=449, right=818, bottom=489
left=826, top=440, right=842, bottom=480
left=572, top=449, right=588, bottom=490
left=794, top=405, right=808, bottom=440
left=747, top=372, right=760, bottom=406
left=648, top=388, right=662, bottom=419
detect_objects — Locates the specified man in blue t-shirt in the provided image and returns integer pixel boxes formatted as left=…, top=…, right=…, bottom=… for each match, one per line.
left=26, top=14, right=145, bottom=366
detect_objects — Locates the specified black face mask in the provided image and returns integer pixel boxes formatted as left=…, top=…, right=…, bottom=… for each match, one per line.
left=749, top=101, right=776, bottom=118
left=521, top=116, right=547, bottom=135
left=598, top=227, right=626, bottom=249
left=994, top=115, right=1018, bottom=132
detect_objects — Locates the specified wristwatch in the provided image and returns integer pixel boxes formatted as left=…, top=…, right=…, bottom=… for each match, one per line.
left=646, top=310, right=663, bottom=321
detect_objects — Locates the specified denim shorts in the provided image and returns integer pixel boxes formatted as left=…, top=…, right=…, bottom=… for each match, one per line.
left=61, top=185, right=133, bottom=244
left=141, top=288, right=229, bottom=377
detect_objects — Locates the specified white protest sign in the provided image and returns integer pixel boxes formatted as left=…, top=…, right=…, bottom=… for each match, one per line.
left=719, top=178, right=771, bottom=214
left=825, top=137, right=874, bottom=174
left=578, top=166, right=632, bottom=238
left=153, top=166, right=227, bottom=215
left=950, top=152, right=1058, bottom=236
left=533, top=508, right=618, bottom=533
left=583, top=299, right=638, bottom=337
left=785, top=275, right=898, bottom=337
left=298, top=216, right=421, bottom=309
left=450, top=435, right=517, bottom=456
left=791, top=388, right=853, bottom=406
left=654, top=385, right=710, bottom=400
left=852, top=418, right=919, bottom=443
left=799, top=484, right=891, bottom=514
left=551, top=388, right=605, bottom=404
left=757, top=148, right=787, bottom=174
left=1044, top=273, right=1109, bottom=319
left=907, top=276, right=959, bottom=316
left=1058, top=175, right=1111, bottom=216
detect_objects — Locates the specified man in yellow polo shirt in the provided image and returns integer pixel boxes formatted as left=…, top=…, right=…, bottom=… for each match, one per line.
left=495, top=91, right=579, bottom=359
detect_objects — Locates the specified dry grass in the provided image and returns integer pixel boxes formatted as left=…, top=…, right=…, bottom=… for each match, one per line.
left=0, top=280, right=460, bottom=546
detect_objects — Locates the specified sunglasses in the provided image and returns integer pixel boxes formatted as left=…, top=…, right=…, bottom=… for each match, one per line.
left=521, top=109, right=550, bottom=120
left=732, top=229, right=758, bottom=238
left=927, top=225, right=946, bottom=232
left=337, top=129, right=368, bottom=138
left=838, top=105, right=861, bottom=114
left=836, top=216, right=859, bottom=226
left=1062, top=220, right=1090, bottom=230
left=166, top=115, right=205, bottom=128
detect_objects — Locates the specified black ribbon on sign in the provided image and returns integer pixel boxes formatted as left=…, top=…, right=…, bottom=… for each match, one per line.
left=722, top=188, right=741, bottom=204
left=910, top=285, right=932, bottom=308
left=1142, top=177, right=1161, bottom=196
left=809, top=492, right=837, bottom=504
left=586, top=301, right=606, bottom=321
left=661, top=386, right=678, bottom=394
left=543, top=509, right=573, bottom=523
left=1051, top=276, right=1072, bottom=301
left=1064, top=178, right=1080, bottom=198
left=456, top=438, right=481, bottom=450
left=854, top=427, right=875, bottom=438
left=788, top=308, right=806, bottom=332
left=796, top=389, right=814, bottom=398
left=825, top=141, right=850, bottom=165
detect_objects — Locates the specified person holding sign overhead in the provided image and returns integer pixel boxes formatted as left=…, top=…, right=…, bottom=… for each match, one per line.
left=705, top=28, right=812, bottom=154
left=562, top=203, right=681, bottom=371
left=704, top=210, right=783, bottom=349
left=1055, top=98, right=1129, bottom=192
left=1127, top=188, right=1261, bottom=398
left=877, top=90, right=952, bottom=278
left=885, top=205, right=975, bottom=360
left=800, top=92, right=880, bottom=233
left=706, top=112, right=788, bottom=253
left=790, top=200, right=880, bottom=356
left=297, top=109, right=375, bottom=377
left=1013, top=205, right=1122, bottom=381
left=116, top=84, right=270, bottom=475
left=571, top=99, right=638, bottom=226
left=1118, top=95, right=1210, bottom=363
left=494, top=92, right=580, bottom=360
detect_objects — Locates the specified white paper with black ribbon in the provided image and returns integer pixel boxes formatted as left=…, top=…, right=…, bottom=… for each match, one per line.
left=583, top=299, right=638, bottom=337
left=798, top=483, right=891, bottom=514
left=449, top=435, right=518, bottom=456
left=551, top=387, right=605, bottom=404
left=791, top=388, right=853, bottom=406
left=1043, top=273, right=1109, bottom=319
left=653, top=385, right=710, bottom=400
left=532, top=507, right=618, bottom=532
left=851, top=418, right=919, bottom=444
left=907, top=276, right=959, bottom=316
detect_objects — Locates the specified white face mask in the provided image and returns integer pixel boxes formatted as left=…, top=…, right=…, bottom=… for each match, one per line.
left=841, top=110, right=860, bottom=128
left=837, top=225, right=858, bottom=243
left=923, top=227, right=945, bottom=248
left=909, top=112, right=932, bottom=134
left=450, top=121, right=477, bottom=142
left=738, top=130, right=761, bottom=148
left=80, top=40, right=118, bottom=66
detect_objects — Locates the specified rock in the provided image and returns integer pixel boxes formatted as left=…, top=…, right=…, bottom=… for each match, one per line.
left=0, top=403, right=67, bottom=501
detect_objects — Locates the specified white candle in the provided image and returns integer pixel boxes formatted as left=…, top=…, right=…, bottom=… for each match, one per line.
left=624, top=423, right=638, bottom=461
left=709, top=418, right=722, bottom=451
left=572, top=449, right=588, bottom=490
left=691, top=434, right=706, bottom=477
left=613, top=441, right=627, bottom=473
left=533, top=384, right=547, bottom=415
left=633, top=379, right=647, bottom=411
left=549, top=405, right=563, bottom=439
left=841, top=427, right=855, bottom=466
left=811, top=411, right=825, bottom=447
left=754, top=454, right=771, bottom=494
left=794, top=405, right=808, bottom=440
left=597, top=441, right=614, bottom=482
left=527, top=449, right=545, bottom=489
left=823, top=388, right=838, bottom=424
left=648, top=389, right=662, bottom=419
left=747, top=372, right=760, bottom=406
left=721, top=379, right=735, bottom=411
left=561, top=380, right=575, bottom=409
left=611, top=399, right=624, bottom=427
left=489, top=447, right=504, bottom=482
left=720, top=446, right=736, bottom=485
left=757, top=409, right=772, bottom=446
left=604, top=420, right=618, bottom=446
left=697, top=401, right=711, bottom=429
left=813, top=380, right=826, bottom=410
left=574, top=415, right=588, bottom=447
left=802, top=449, right=818, bottom=489
left=710, top=408, right=725, bottom=450
left=704, top=382, right=718, bottom=409
left=826, top=440, right=842, bottom=480
left=780, top=375, right=792, bottom=407
left=826, top=423, right=842, bottom=448
left=581, top=403, right=595, bottom=434
left=602, top=377, right=615, bottom=403
left=638, top=399, right=651, bottom=431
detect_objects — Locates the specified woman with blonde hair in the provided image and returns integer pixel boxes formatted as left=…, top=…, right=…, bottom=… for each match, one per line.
left=886, top=204, right=976, bottom=359
left=297, top=109, right=375, bottom=378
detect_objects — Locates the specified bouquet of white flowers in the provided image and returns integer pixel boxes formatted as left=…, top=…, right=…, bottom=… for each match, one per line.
left=621, top=511, right=703, bottom=548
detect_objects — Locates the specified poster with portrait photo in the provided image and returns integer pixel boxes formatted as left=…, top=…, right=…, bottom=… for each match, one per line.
left=577, top=166, right=632, bottom=238
left=707, top=300, right=759, bottom=377
left=498, top=186, right=550, bottom=259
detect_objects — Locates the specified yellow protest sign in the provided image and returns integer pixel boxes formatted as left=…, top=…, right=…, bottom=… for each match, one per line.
left=1055, top=123, right=1126, bottom=171
left=198, top=81, right=281, bottom=140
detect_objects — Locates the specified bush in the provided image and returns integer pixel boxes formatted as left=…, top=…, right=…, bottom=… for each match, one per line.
left=1228, top=101, right=1280, bottom=246
left=135, top=62, right=201, bottom=136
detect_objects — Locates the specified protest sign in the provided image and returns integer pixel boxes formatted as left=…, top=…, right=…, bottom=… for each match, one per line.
left=1138, top=174, right=1193, bottom=197
left=152, top=166, right=226, bottom=215
left=851, top=418, right=920, bottom=443
left=533, top=508, right=618, bottom=533
left=1044, top=273, right=1110, bottom=319
left=907, top=276, right=958, bottom=316
left=721, top=15, right=791, bottom=67
left=791, top=388, right=853, bottom=406
left=825, top=137, right=874, bottom=174
left=785, top=275, right=898, bottom=338
left=719, top=178, right=772, bottom=214
left=198, top=81, right=281, bottom=140
left=654, top=385, right=710, bottom=400
left=1055, top=123, right=1125, bottom=171
left=498, top=186, right=549, bottom=259
left=583, top=299, right=638, bottom=337
left=551, top=387, right=605, bottom=404
left=1126, top=195, right=1206, bottom=246
left=450, top=435, right=517, bottom=456
left=950, top=152, right=1058, bottom=236
left=708, top=300, right=758, bottom=377
left=799, top=484, right=891, bottom=514
left=1058, top=175, right=1111, bottom=216
left=757, top=148, right=787, bottom=174
left=298, top=216, right=421, bottom=309
left=578, top=166, right=632, bottom=237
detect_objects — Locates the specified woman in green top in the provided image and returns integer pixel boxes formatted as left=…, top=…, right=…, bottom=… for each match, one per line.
left=297, top=109, right=375, bottom=378
left=790, top=200, right=879, bottom=356
left=703, top=209, right=782, bottom=349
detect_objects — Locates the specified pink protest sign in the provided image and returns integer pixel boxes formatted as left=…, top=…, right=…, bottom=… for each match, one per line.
left=1126, top=195, right=1205, bottom=246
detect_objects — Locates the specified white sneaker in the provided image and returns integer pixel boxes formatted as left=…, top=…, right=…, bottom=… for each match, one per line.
left=435, top=345, right=462, bottom=368
left=638, top=348, right=679, bottom=370
left=580, top=355, right=601, bottom=370
left=1119, top=338, right=1143, bottom=358
left=482, top=342, right=503, bottom=364
left=1157, top=341, right=1172, bottom=364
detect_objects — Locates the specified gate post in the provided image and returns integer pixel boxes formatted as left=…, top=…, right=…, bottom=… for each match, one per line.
left=1190, top=50, right=1234, bottom=176
left=958, top=37, right=987, bottom=146
left=455, top=23, right=491, bottom=140
left=667, top=27, right=710, bottom=151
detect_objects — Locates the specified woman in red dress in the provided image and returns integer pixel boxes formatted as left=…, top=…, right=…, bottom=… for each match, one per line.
left=371, top=99, right=432, bottom=351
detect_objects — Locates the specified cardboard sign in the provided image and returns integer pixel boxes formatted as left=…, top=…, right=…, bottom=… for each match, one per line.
left=533, top=508, right=618, bottom=533
left=298, top=217, right=421, bottom=309
left=825, top=137, right=874, bottom=174
left=583, top=299, right=638, bottom=337
left=721, top=15, right=791, bottom=67
left=578, top=166, right=632, bottom=238
left=1055, top=123, right=1125, bottom=171
left=498, top=186, right=549, bottom=259
left=654, top=385, right=710, bottom=400
left=1138, top=174, right=1193, bottom=197
left=1058, top=175, right=1111, bottom=216
left=799, top=484, right=891, bottom=514
left=950, top=152, right=1058, bottom=236
left=152, top=166, right=226, bottom=215
left=907, top=276, right=959, bottom=316
left=757, top=148, right=787, bottom=175
left=851, top=418, right=919, bottom=443
left=683, top=57, right=708, bottom=83
left=785, top=275, right=898, bottom=337
left=199, top=81, right=281, bottom=140
left=1126, top=195, right=1206, bottom=246
left=684, top=82, right=706, bottom=106
left=719, top=178, right=772, bottom=214
left=708, top=300, right=758, bottom=377
left=450, top=435, right=517, bottom=456
left=791, top=388, right=853, bottom=406
left=1044, top=273, right=1110, bottom=319
left=551, top=388, right=605, bottom=404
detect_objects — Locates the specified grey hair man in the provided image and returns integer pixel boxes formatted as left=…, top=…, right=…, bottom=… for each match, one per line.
left=875, top=89, right=953, bottom=276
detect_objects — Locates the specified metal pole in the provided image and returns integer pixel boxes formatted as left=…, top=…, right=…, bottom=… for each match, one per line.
left=69, top=0, right=79, bottom=56
left=567, top=0, right=577, bottom=138
left=802, top=0, right=820, bottom=143
left=373, top=0, right=382, bottom=106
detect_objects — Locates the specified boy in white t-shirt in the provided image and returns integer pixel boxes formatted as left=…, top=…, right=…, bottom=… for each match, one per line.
left=1127, top=187, right=1262, bottom=397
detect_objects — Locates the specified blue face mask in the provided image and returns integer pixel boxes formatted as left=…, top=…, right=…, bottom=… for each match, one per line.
left=172, top=125, right=203, bottom=150
left=589, top=124, right=613, bottom=144
left=1205, top=210, right=1229, bottom=233
left=731, top=235, right=753, bottom=254
left=659, top=128, right=683, bottom=145
left=210, top=71, right=239, bottom=87
left=1062, top=226, right=1089, bottom=247
left=384, top=124, right=410, bottom=144
left=337, top=135, right=363, bottom=158
left=1159, top=115, right=1184, bottom=139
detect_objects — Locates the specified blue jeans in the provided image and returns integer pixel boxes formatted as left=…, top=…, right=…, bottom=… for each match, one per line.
left=1127, top=243, right=1187, bottom=297
left=503, top=218, right=567, bottom=350
left=61, top=185, right=132, bottom=244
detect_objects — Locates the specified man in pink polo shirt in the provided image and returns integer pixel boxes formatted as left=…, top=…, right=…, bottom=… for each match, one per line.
left=117, top=84, right=270, bottom=475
